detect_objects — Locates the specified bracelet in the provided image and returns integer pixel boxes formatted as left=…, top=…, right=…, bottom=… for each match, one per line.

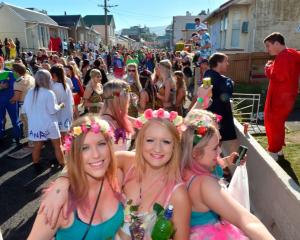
left=197, top=97, right=204, bottom=103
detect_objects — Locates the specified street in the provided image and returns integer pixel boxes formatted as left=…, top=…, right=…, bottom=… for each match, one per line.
left=0, top=130, right=61, bottom=239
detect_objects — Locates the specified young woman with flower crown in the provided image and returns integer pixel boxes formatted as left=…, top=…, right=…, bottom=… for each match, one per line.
left=100, top=79, right=135, bottom=151
left=181, top=109, right=275, bottom=240
left=38, top=108, right=191, bottom=240
left=117, top=108, right=190, bottom=239
left=28, top=115, right=124, bottom=240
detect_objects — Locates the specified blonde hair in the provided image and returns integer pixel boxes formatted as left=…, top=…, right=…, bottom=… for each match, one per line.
left=101, top=79, right=133, bottom=133
left=66, top=115, right=118, bottom=201
left=159, top=59, right=174, bottom=85
left=135, top=118, right=181, bottom=183
left=126, top=63, right=142, bottom=91
left=181, top=109, right=219, bottom=173
left=69, top=61, right=82, bottom=78
left=90, top=68, right=102, bottom=79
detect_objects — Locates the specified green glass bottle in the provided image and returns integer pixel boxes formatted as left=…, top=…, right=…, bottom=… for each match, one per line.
left=151, top=205, right=174, bottom=240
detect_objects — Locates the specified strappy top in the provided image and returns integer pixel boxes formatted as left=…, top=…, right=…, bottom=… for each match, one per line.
left=186, top=165, right=224, bottom=227
left=55, top=202, right=124, bottom=240
left=121, top=165, right=184, bottom=238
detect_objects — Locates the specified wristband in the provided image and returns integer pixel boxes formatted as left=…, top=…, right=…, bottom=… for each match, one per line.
left=197, top=97, right=204, bottom=103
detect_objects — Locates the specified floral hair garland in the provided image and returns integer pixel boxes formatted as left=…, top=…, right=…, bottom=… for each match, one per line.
left=189, top=113, right=223, bottom=146
left=103, top=85, right=131, bottom=100
left=63, top=120, right=112, bottom=152
left=134, top=108, right=183, bottom=129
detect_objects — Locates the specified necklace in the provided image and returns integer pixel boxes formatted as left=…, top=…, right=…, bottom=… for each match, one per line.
left=81, top=179, right=104, bottom=240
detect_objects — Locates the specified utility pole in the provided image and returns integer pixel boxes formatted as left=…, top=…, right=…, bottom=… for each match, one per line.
left=98, top=0, right=118, bottom=46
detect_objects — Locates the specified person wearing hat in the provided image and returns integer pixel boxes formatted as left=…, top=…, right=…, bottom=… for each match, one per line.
left=197, top=26, right=212, bottom=60
left=0, top=56, right=22, bottom=143
left=194, top=17, right=207, bottom=31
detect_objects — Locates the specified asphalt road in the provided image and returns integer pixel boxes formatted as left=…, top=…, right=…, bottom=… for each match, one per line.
left=0, top=129, right=61, bottom=240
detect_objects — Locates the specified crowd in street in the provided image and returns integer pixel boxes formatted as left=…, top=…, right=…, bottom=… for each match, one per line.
left=1, top=15, right=300, bottom=240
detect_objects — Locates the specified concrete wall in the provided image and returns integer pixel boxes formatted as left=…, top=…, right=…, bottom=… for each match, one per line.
left=226, top=119, right=300, bottom=240
left=0, top=5, right=27, bottom=49
left=254, top=0, right=300, bottom=51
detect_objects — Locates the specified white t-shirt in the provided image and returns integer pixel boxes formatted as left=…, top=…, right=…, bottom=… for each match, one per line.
left=51, top=82, right=74, bottom=132
left=22, top=88, right=61, bottom=141
left=66, top=77, right=74, bottom=90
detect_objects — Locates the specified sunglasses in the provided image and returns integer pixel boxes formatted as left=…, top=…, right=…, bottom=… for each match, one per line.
left=128, top=69, right=136, bottom=72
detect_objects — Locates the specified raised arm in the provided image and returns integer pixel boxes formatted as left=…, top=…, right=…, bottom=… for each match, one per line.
left=200, top=177, right=275, bottom=240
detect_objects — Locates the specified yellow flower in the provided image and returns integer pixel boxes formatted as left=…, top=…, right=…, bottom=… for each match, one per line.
left=73, top=126, right=82, bottom=136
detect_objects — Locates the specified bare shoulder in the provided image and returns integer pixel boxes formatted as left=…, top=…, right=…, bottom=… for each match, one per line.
left=170, top=183, right=190, bottom=205
left=115, top=151, right=135, bottom=170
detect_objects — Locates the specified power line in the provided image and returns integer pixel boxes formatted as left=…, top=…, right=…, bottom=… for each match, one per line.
left=110, top=9, right=171, bottom=20
left=98, top=0, right=118, bottom=45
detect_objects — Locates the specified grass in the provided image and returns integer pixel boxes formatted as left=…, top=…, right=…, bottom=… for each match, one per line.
left=255, top=134, right=300, bottom=184
left=234, top=82, right=300, bottom=184
left=234, top=82, right=300, bottom=109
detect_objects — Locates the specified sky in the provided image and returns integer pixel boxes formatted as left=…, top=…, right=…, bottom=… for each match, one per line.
left=5, top=0, right=228, bottom=30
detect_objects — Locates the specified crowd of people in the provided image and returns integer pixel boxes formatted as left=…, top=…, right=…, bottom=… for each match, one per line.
left=3, top=21, right=299, bottom=239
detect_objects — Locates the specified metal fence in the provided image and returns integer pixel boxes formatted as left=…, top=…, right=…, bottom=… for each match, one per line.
left=231, top=93, right=265, bottom=134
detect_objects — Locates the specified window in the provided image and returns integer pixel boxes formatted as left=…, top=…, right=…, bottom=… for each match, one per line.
left=231, top=20, right=240, bottom=48
left=220, top=13, right=228, bottom=49
left=39, top=25, right=47, bottom=47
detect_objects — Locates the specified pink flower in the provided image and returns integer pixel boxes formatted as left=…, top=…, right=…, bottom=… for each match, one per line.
left=157, top=108, right=165, bottom=118
left=91, top=122, right=100, bottom=133
left=144, top=109, right=153, bottom=120
left=63, top=136, right=72, bottom=151
left=134, top=119, right=143, bottom=129
left=216, top=114, right=223, bottom=123
left=169, top=111, right=178, bottom=121
left=81, top=124, right=88, bottom=133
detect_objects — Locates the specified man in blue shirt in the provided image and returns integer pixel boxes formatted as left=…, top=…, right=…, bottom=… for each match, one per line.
left=197, top=26, right=212, bottom=59
left=0, top=56, right=22, bottom=143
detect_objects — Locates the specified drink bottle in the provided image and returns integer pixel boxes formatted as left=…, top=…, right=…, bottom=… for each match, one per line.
left=151, top=205, right=174, bottom=240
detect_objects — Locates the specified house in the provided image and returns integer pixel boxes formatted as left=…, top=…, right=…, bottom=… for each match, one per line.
left=49, top=14, right=101, bottom=44
left=171, top=11, right=207, bottom=49
left=205, top=0, right=300, bottom=52
left=121, top=26, right=151, bottom=42
left=0, top=2, right=68, bottom=51
left=83, top=15, right=115, bottom=46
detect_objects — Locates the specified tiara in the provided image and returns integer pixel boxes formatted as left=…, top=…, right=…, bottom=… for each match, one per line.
left=63, top=120, right=112, bottom=152
left=134, top=108, right=183, bottom=129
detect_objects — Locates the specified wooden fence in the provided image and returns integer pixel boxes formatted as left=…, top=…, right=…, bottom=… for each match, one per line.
left=226, top=52, right=273, bottom=83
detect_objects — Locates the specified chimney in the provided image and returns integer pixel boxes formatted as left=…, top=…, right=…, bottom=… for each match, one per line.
left=64, top=11, right=67, bottom=15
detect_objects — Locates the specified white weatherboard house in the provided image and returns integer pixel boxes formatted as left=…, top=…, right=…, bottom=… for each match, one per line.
left=0, top=2, right=68, bottom=51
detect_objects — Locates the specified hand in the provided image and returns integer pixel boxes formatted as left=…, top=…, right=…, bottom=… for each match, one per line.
left=59, top=103, right=65, bottom=109
left=0, top=82, right=8, bottom=90
left=265, top=60, right=273, bottom=67
left=227, top=152, right=247, bottom=166
left=197, top=85, right=213, bottom=99
left=38, top=177, right=70, bottom=228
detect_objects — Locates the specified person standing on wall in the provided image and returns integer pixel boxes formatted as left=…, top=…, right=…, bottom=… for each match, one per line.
left=15, top=38, right=20, bottom=57
left=264, top=32, right=300, bottom=160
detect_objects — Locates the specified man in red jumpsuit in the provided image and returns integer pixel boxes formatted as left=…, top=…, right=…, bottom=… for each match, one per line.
left=264, top=32, right=300, bottom=160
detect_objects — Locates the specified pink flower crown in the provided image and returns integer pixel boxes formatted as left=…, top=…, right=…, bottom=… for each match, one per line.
left=63, top=120, right=112, bottom=152
left=134, top=108, right=183, bottom=129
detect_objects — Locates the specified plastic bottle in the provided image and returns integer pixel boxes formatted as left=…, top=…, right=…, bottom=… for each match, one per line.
left=151, top=205, right=174, bottom=240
